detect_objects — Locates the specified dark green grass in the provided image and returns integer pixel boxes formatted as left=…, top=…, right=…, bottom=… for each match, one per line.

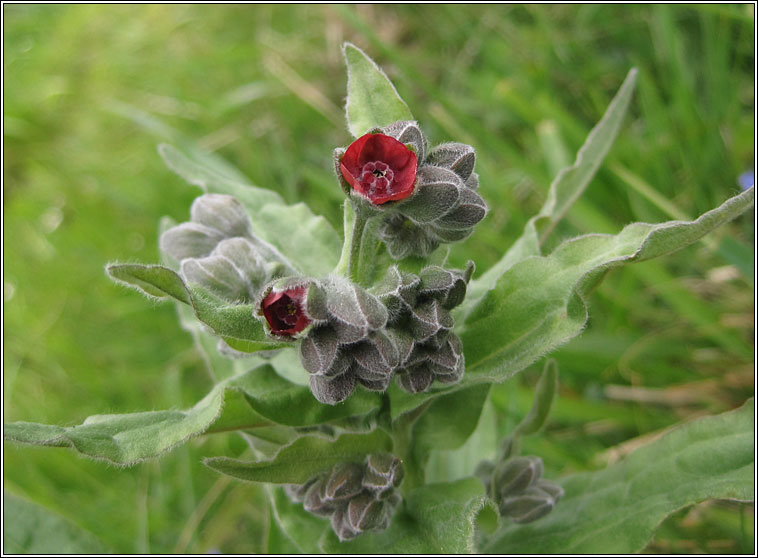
left=3, top=4, right=754, bottom=553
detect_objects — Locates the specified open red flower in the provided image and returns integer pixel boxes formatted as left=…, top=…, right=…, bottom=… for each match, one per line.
left=261, top=286, right=310, bottom=336
left=340, top=133, right=418, bottom=204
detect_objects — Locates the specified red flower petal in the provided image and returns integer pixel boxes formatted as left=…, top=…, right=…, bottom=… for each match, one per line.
left=261, top=286, right=310, bottom=336
left=339, top=133, right=418, bottom=205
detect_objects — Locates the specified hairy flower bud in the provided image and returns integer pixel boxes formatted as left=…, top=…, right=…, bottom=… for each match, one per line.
left=478, top=454, right=564, bottom=525
left=303, top=480, right=336, bottom=517
left=346, top=494, right=388, bottom=532
left=286, top=454, right=404, bottom=541
left=324, top=463, right=364, bottom=501
left=418, top=262, right=474, bottom=310
left=381, top=120, right=426, bottom=161
left=371, top=266, right=419, bottom=322
left=299, top=277, right=391, bottom=403
left=493, top=456, right=544, bottom=499
left=180, top=238, right=268, bottom=302
left=362, top=453, right=404, bottom=494
left=189, top=193, right=252, bottom=238
left=161, top=222, right=226, bottom=261
left=309, top=372, right=356, bottom=405
left=499, top=481, right=563, bottom=524
left=426, top=142, right=476, bottom=181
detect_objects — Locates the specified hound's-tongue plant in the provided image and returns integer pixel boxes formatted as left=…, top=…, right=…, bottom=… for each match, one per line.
left=4, top=42, right=753, bottom=553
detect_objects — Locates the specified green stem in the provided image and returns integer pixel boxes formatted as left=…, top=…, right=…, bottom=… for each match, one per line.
left=391, top=400, right=433, bottom=497
left=335, top=200, right=375, bottom=285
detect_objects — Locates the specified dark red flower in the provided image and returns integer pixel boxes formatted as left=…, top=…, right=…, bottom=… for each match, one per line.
left=340, top=133, right=418, bottom=204
left=261, top=286, right=310, bottom=336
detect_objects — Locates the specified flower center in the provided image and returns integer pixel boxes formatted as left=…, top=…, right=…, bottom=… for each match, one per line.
left=273, top=296, right=300, bottom=328
left=360, top=161, right=395, bottom=197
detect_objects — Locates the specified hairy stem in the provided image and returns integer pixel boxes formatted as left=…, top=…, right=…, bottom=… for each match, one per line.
left=392, top=400, right=433, bottom=497
left=336, top=201, right=378, bottom=285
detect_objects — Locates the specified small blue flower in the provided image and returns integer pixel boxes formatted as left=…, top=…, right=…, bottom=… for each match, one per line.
left=738, top=170, right=754, bottom=191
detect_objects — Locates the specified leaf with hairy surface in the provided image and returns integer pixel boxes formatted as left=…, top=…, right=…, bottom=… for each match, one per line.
left=483, top=399, right=755, bottom=554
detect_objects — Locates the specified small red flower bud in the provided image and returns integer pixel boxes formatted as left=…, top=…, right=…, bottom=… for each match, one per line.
left=340, top=133, right=418, bottom=204
left=261, top=286, right=310, bottom=336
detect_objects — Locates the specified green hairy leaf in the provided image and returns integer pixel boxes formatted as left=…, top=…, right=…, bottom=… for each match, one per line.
left=484, top=398, right=755, bottom=554
left=412, top=384, right=492, bottom=457
left=465, top=68, right=639, bottom=308
left=321, top=478, right=487, bottom=553
left=3, top=492, right=109, bottom=554
left=107, top=263, right=285, bottom=352
left=462, top=187, right=754, bottom=384
left=343, top=42, right=413, bottom=137
left=204, top=430, right=393, bottom=485
left=3, top=366, right=381, bottom=465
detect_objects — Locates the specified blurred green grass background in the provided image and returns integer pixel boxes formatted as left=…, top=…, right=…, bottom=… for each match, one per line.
left=3, top=4, right=754, bottom=554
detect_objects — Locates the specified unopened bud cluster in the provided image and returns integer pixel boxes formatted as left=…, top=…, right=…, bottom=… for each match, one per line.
left=335, top=121, right=488, bottom=259
left=284, top=453, right=404, bottom=541
left=476, top=455, right=564, bottom=524
left=160, top=194, right=294, bottom=303
left=298, top=262, right=473, bottom=403
left=373, top=263, right=473, bottom=393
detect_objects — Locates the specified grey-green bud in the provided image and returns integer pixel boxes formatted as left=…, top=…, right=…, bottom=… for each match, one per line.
left=363, top=453, right=404, bottom=493
left=160, top=222, right=226, bottom=261
left=426, top=142, right=476, bottom=181
left=346, top=494, right=388, bottom=533
left=299, top=327, right=340, bottom=375
left=309, top=372, right=356, bottom=405
left=493, top=456, right=544, bottom=499
left=399, top=166, right=462, bottom=224
left=382, top=120, right=426, bottom=162
left=435, top=188, right=488, bottom=231
left=409, top=299, right=454, bottom=342
left=189, top=193, right=252, bottom=238
left=499, top=482, right=561, bottom=524
left=396, top=363, right=435, bottom=393
left=324, top=276, right=388, bottom=343
left=303, top=480, right=335, bottom=517
left=371, top=266, right=420, bottom=322
left=324, top=463, right=364, bottom=502
left=180, top=238, right=267, bottom=303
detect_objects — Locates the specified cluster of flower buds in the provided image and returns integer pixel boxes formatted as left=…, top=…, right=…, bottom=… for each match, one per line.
left=476, top=455, right=564, bottom=524
left=160, top=194, right=294, bottom=303
left=334, top=121, right=488, bottom=259
left=284, top=453, right=404, bottom=541
left=278, top=275, right=393, bottom=404
left=373, top=263, right=473, bottom=393
left=276, top=261, right=473, bottom=403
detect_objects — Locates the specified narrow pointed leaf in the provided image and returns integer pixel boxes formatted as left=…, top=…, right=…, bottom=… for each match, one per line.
left=107, top=263, right=287, bottom=352
left=343, top=42, right=413, bottom=137
left=3, top=366, right=382, bottom=465
left=462, top=187, right=754, bottom=384
left=484, top=399, right=755, bottom=554
left=465, top=68, right=638, bottom=311
left=204, top=430, right=393, bottom=485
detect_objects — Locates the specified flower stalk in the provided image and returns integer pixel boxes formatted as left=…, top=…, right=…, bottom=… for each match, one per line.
left=336, top=201, right=377, bottom=286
